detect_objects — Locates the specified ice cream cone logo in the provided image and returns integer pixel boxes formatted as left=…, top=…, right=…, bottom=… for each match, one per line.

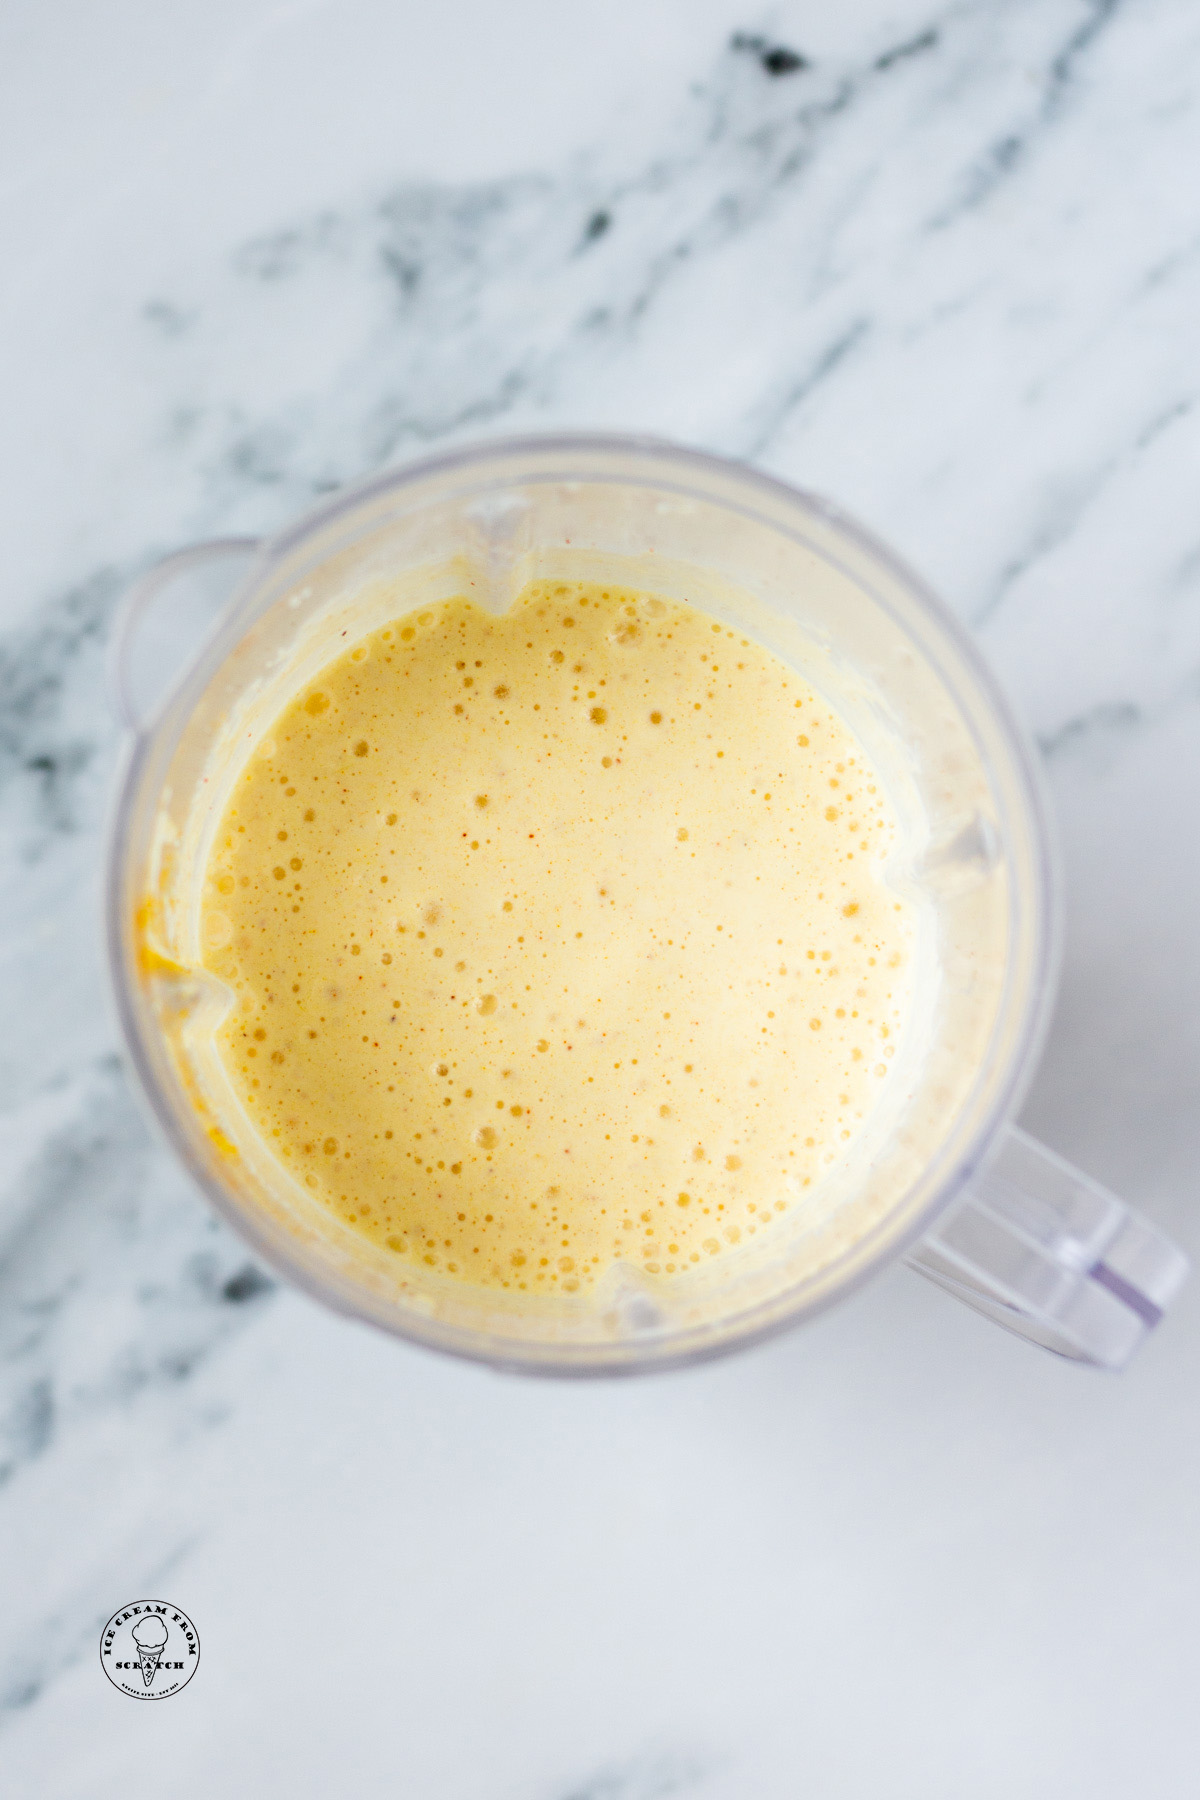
left=131, top=1615, right=168, bottom=1686
left=101, top=1600, right=198, bottom=1700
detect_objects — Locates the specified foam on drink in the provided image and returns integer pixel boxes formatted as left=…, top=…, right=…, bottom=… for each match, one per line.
left=200, top=580, right=915, bottom=1293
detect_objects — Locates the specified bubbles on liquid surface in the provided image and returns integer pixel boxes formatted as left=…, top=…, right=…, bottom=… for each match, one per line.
left=199, top=578, right=914, bottom=1295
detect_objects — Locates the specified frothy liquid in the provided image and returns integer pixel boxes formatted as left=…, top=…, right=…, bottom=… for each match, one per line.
left=201, top=581, right=914, bottom=1293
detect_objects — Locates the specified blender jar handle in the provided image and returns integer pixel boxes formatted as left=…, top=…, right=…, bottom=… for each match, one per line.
left=906, top=1124, right=1189, bottom=1368
left=109, top=537, right=261, bottom=734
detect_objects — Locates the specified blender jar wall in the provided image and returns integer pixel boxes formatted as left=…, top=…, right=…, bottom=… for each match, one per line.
left=107, top=437, right=1054, bottom=1372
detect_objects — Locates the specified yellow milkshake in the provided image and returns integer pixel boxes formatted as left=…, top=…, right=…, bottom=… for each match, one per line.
left=199, top=579, right=914, bottom=1294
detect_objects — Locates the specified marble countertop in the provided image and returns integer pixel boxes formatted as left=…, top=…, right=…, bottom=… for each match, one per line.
left=3, top=1, right=1200, bottom=1793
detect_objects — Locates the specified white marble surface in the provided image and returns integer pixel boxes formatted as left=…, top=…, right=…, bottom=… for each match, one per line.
left=3, top=1, right=1200, bottom=1792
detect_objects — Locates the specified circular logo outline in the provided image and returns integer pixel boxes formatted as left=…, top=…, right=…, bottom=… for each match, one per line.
left=99, top=1601, right=200, bottom=1700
